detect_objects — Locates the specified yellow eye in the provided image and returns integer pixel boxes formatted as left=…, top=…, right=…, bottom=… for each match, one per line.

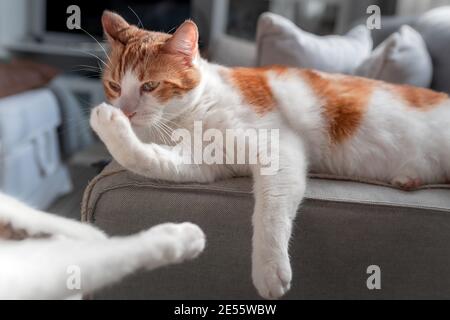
left=108, top=81, right=121, bottom=93
left=141, top=81, right=160, bottom=93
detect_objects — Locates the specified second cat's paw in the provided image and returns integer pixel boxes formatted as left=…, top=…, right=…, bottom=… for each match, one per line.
left=149, top=223, right=206, bottom=264
left=252, top=252, right=292, bottom=300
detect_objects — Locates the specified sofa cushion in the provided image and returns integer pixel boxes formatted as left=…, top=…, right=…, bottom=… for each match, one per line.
left=355, top=25, right=432, bottom=88
left=82, top=162, right=450, bottom=299
left=256, top=12, right=372, bottom=74
left=414, top=6, right=450, bottom=94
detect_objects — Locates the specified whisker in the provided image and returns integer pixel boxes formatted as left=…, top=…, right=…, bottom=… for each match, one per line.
left=167, top=25, right=178, bottom=35
left=154, top=122, right=171, bottom=145
left=79, top=27, right=112, bottom=64
left=70, top=68, right=102, bottom=75
left=81, top=51, right=109, bottom=68
left=159, top=128, right=172, bottom=145
left=158, top=121, right=176, bottom=138
left=128, top=6, right=144, bottom=28
left=153, top=124, right=166, bottom=145
left=157, top=120, right=174, bottom=145
left=76, top=64, right=103, bottom=70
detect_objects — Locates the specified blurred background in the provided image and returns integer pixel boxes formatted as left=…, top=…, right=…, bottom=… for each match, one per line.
left=0, top=0, right=449, bottom=219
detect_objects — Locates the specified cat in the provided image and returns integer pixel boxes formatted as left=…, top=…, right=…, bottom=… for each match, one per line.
left=0, top=192, right=205, bottom=300
left=91, top=11, right=450, bottom=299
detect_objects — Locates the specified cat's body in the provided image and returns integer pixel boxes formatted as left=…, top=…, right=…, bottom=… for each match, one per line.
left=0, top=193, right=205, bottom=300
left=92, top=11, right=450, bottom=299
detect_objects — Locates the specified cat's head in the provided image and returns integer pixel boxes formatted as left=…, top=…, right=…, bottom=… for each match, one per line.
left=101, top=11, right=202, bottom=127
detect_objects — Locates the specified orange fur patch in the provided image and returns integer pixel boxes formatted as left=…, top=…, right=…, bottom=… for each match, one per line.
left=301, top=70, right=374, bottom=144
left=229, top=67, right=282, bottom=115
left=0, top=222, right=49, bottom=241
left=393, top=84, right=448, bottom=110
left=103, top=29, right=200, bottom=103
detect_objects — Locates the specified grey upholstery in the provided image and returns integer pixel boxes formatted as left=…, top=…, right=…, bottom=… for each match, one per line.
left=83, top=162, right=450, bottom=299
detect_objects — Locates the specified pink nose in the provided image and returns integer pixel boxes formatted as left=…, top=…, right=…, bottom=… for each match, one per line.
left=122, top=110, right=137, bottom=119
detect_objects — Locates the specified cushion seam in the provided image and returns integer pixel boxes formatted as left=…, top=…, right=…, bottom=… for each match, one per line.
left=85, top=181, right=450, bottom=223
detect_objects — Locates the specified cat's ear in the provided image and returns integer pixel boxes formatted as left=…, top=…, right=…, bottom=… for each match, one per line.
left=163, top=20, right=199, bottom=64
left=102, top=10, right=130, bottom=45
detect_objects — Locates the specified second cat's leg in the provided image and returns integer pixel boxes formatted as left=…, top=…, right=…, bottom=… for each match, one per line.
left=251, top=135, right=307, bottom=300
left=0, top=193, right=105, bottom=241
left=0, top=223, right=205, bottom=300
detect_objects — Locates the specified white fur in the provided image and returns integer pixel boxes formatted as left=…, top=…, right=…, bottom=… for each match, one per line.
left=0, top=193, right=205, bottom=300
left=91, top=57, right=450, bottom=299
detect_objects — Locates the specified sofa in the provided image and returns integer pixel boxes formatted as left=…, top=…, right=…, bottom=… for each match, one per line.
left=82, top=13, right=450, bottom=299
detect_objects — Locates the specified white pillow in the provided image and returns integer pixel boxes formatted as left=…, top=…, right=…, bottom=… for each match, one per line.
left=256, top=12, right=373, bottom=74
left=355, top=25, right=433, bottom=87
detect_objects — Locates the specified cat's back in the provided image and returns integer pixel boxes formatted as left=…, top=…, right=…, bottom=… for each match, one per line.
left=219, top=65, right=450, bottom=182
left=219, top=65, right=450, bottom=139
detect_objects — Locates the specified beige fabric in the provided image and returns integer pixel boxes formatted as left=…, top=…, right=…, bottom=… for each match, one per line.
left=82, top=161, right=450, bottom=222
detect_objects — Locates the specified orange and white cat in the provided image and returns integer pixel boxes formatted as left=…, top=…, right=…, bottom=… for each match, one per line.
left=91, top=11, right=450, bottom=299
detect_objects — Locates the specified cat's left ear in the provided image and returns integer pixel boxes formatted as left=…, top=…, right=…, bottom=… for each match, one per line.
left=102, top=10, right=131, bottom=45
left=163, top=20, right=199, bottom=65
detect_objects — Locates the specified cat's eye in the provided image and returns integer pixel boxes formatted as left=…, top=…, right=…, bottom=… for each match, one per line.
left=141, top=81, right=160, bottom=93
left=108, top=81, right=121, bottom=93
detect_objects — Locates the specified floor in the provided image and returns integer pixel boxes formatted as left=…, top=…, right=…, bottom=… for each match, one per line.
left=48, top=143, right=110, bottom=220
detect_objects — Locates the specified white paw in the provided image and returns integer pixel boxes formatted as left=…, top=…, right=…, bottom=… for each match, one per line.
left=150, top=223, right=206, bottom=264
left=252, top=252, right=292, bottom=300
left=391, top=175, right=422, bottom=190
left=90, top=103, right=131, bottom=141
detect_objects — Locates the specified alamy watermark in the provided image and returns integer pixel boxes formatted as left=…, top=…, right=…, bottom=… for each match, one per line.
left=172, top=122, right=280, bottom=176
left=366, top=265, right=381, bottom=290
left=66, top=5, right=81, bottom=30
left=66, top=265, right=82, bottom=291
left=366, top=5, right=381, bottom=30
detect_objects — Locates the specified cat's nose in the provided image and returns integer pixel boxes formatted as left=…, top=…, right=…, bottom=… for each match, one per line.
left=122, top=109, right=137, bottom=119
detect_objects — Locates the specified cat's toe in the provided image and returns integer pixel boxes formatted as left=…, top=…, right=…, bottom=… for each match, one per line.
left=252, top=255, right=292, bottom=300
left=90, top=103, right=112, bottom=130
left=177, top=223, right=206, bottom=260
left=392, top=176, right=422, bottom=190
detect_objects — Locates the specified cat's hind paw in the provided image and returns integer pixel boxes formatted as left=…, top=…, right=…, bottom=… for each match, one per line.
left=392, top=175, right=422, bottom=190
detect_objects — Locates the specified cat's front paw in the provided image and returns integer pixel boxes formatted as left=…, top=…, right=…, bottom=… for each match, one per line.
left=149, top=223, right=206, bottom=264
left=90, top=103, right=132, bottom=142
left=252, top=251, right=292, bottom=300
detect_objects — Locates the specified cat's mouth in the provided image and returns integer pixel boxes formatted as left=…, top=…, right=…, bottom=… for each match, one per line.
left=126, top=112, right=137, bottom=120
left=122, top=110, right=137, bottom=121
left=130, top=112, right=158, bottom=127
